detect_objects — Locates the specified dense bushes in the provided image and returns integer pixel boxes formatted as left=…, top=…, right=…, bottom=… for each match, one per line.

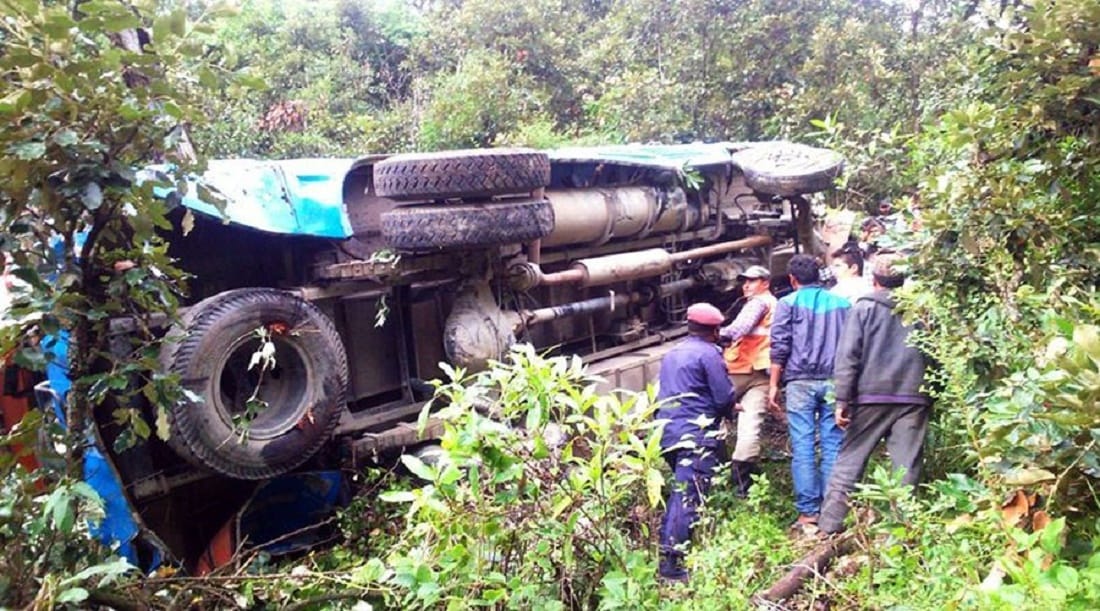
left=904, top=0, right=1100, bottom=509
left=380, top=347, right=668, bottom=608
left=2, top=0, right=1098, bottom=607
left=201, top=0, right=973, bottom=186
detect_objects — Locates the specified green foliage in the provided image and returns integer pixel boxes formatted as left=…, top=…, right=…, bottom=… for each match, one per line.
left=0, top=470, right=133, bottom=607
left=0, top=0, right=1096, bottom=607
left=821, top=467, right=1000, bottom=609
left=200, top=0, right=984, bottom=156
left=0, top=0, right=235, bottom=605
left=902, top=0, right=1100, bottom=509
left=194, top=0, right=422, bottom=156
left=417, top=50, right=546, bottom=150
left=411, top=0, right=605, bottom=135
left=379, top=346, right=668, bottom=608
left=0, top=0, right=235, bottom=463
left=981, top=517, right=1100, bottom=608
left=662, top=472, right=798, bottom=609
left=980, top=320, right=1100, bottom=505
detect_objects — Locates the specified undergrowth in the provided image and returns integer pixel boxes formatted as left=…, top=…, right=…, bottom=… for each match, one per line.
left=9, top=349, right=1099, bottom=609
left=297, top=349, right=1100, bottom=610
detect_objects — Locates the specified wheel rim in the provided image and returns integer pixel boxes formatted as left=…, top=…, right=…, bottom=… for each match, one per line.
left=214, top=332, right=311, bottom=440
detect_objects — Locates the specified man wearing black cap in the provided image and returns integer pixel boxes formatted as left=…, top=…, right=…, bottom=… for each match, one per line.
left=720, top=265, right=776, bottom=497
left=655, top=302, right=735, bottom=582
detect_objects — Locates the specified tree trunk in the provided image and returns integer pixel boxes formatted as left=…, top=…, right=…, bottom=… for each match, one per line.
left=753, top=532, right=856, bottom=603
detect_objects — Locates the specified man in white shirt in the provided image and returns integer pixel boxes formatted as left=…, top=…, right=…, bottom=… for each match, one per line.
left=829, top=245, right=871, bottom=303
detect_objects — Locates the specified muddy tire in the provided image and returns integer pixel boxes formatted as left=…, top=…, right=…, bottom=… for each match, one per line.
left=732, top=142, right=845, bottom=196
left=160, top=289, right=348, bottom=480
left=373, top=148, right=551, bottom=201
left=381, top=199, right=554, bottom=251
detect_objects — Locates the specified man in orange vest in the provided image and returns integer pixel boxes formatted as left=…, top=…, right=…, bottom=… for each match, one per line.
left=720, top=265, right=777, bottom=497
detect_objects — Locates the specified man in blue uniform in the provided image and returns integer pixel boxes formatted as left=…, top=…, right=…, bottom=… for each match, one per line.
left=656, top=302, right=735, bottom=581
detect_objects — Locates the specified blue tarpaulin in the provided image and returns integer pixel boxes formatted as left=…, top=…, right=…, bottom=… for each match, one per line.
left=154, top=158, right=355, bottom=239
left=43, top=331, right=151, bottom=568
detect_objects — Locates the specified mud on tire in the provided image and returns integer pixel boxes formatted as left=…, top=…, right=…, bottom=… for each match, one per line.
left=731, top=142, right=845, bottom=196
left=159, top=289, right=348, bottom=480
left=381, top=199, right=554, bottom=251
left=373, top=148, right=551, bottom=201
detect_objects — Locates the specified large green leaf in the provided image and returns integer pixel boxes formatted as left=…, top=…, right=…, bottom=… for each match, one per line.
left=401, top=454, right=436, bottom=481
left=1074, top=325, right=1100, bottom=361
left=0, top=89, right=29, bottom=115
left=9, top=141, right=45, bottom=160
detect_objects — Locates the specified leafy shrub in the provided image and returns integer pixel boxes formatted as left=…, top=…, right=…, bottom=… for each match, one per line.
left=416, top=51, right=546, bottom=151
left=980, top=517, right=1100, bottom=609
left=670, top=472, right=798, bottom=609
left=0, top=469, right=132, bottom=608
left=902, top=0, right=1100, bottom=510
left=836, top=466, right=1001, bottom=609
left=587, top=68, right=694, bottom=143
left=379, top=346, right=667, bottom=609
left=981, top=320, right=1100, bottom=505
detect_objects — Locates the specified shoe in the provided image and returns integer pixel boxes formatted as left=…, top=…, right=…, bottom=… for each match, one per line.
left=790, top=513, right=818, bottom=528
left=789, top=515, right=821, bottom=539
left=796, top=523, right=822, bottom=539
left=659, top=555, right=689, bottom=583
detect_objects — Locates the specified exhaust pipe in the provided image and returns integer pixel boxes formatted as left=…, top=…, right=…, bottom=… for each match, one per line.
left=510, top=234, right=771, bottom=290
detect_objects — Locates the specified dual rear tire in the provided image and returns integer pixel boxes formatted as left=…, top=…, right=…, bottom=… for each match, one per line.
left=160, top=144, right=845, bottom=478
left=374, top=148, right=555, bottom=252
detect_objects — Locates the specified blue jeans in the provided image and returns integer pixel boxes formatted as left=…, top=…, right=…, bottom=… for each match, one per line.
left=784, top=379, right=843, bottom=516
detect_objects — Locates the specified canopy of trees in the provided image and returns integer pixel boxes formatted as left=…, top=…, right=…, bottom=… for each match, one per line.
left=197, top=0, right=975, bottom=207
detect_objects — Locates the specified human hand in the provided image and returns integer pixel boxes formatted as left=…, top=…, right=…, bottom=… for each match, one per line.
left=768, top=385, right=782, bottom=413
left=835, top=403, right=851, bottom=430
left=716, top=419, right=732, bottom=440
left=733, top=402, right=744, bottom=413
left=113, top=259, right=137, bottom=272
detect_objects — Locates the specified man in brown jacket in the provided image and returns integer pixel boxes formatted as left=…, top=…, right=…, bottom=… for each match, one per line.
left=818, top=254, right=934, bottom=534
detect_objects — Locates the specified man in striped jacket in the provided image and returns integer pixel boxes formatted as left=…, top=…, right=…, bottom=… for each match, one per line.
left=720, top=265, right=777, bottom=497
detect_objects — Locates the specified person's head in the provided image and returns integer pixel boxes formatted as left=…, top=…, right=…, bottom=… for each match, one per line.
left=860, top=216, right=886, bottom=243
left=685, top=302, right=724, bottom=341
left=830, top=244, right=863, bottom=280
left=787, top=254, right=820, bottom=288
left=737, top=265, right=771, bottom=297
left=871, top=252, right=906, bottom=289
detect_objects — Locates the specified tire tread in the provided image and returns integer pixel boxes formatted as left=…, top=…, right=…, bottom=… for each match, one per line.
left=160, top=289, right=348, bottom=480
left=374, top=149, right=550, bottom=201
left=381, top=200, right=554, bottom=251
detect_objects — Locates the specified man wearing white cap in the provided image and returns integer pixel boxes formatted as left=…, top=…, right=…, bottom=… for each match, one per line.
left=655, top=302, right=735, bottom=582
left=720, top=265, right=777, bottom=497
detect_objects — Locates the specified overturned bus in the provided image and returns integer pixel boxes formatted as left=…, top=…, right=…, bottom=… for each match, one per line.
left=44, top=141, right=843, bottom=569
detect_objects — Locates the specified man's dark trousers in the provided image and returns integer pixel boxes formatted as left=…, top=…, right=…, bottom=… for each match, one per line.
left=659, top=447, right=718, bottom=579
left=818, top=403, right=931, bottom=533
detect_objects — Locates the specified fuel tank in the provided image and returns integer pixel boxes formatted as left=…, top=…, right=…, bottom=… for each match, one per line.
left=540, top=187, right=701, bottom=248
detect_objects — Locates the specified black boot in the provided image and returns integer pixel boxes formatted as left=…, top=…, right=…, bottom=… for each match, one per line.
left=730, top=460, right=758, bottom=498
left=658, top=551, right=689, bottom=582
